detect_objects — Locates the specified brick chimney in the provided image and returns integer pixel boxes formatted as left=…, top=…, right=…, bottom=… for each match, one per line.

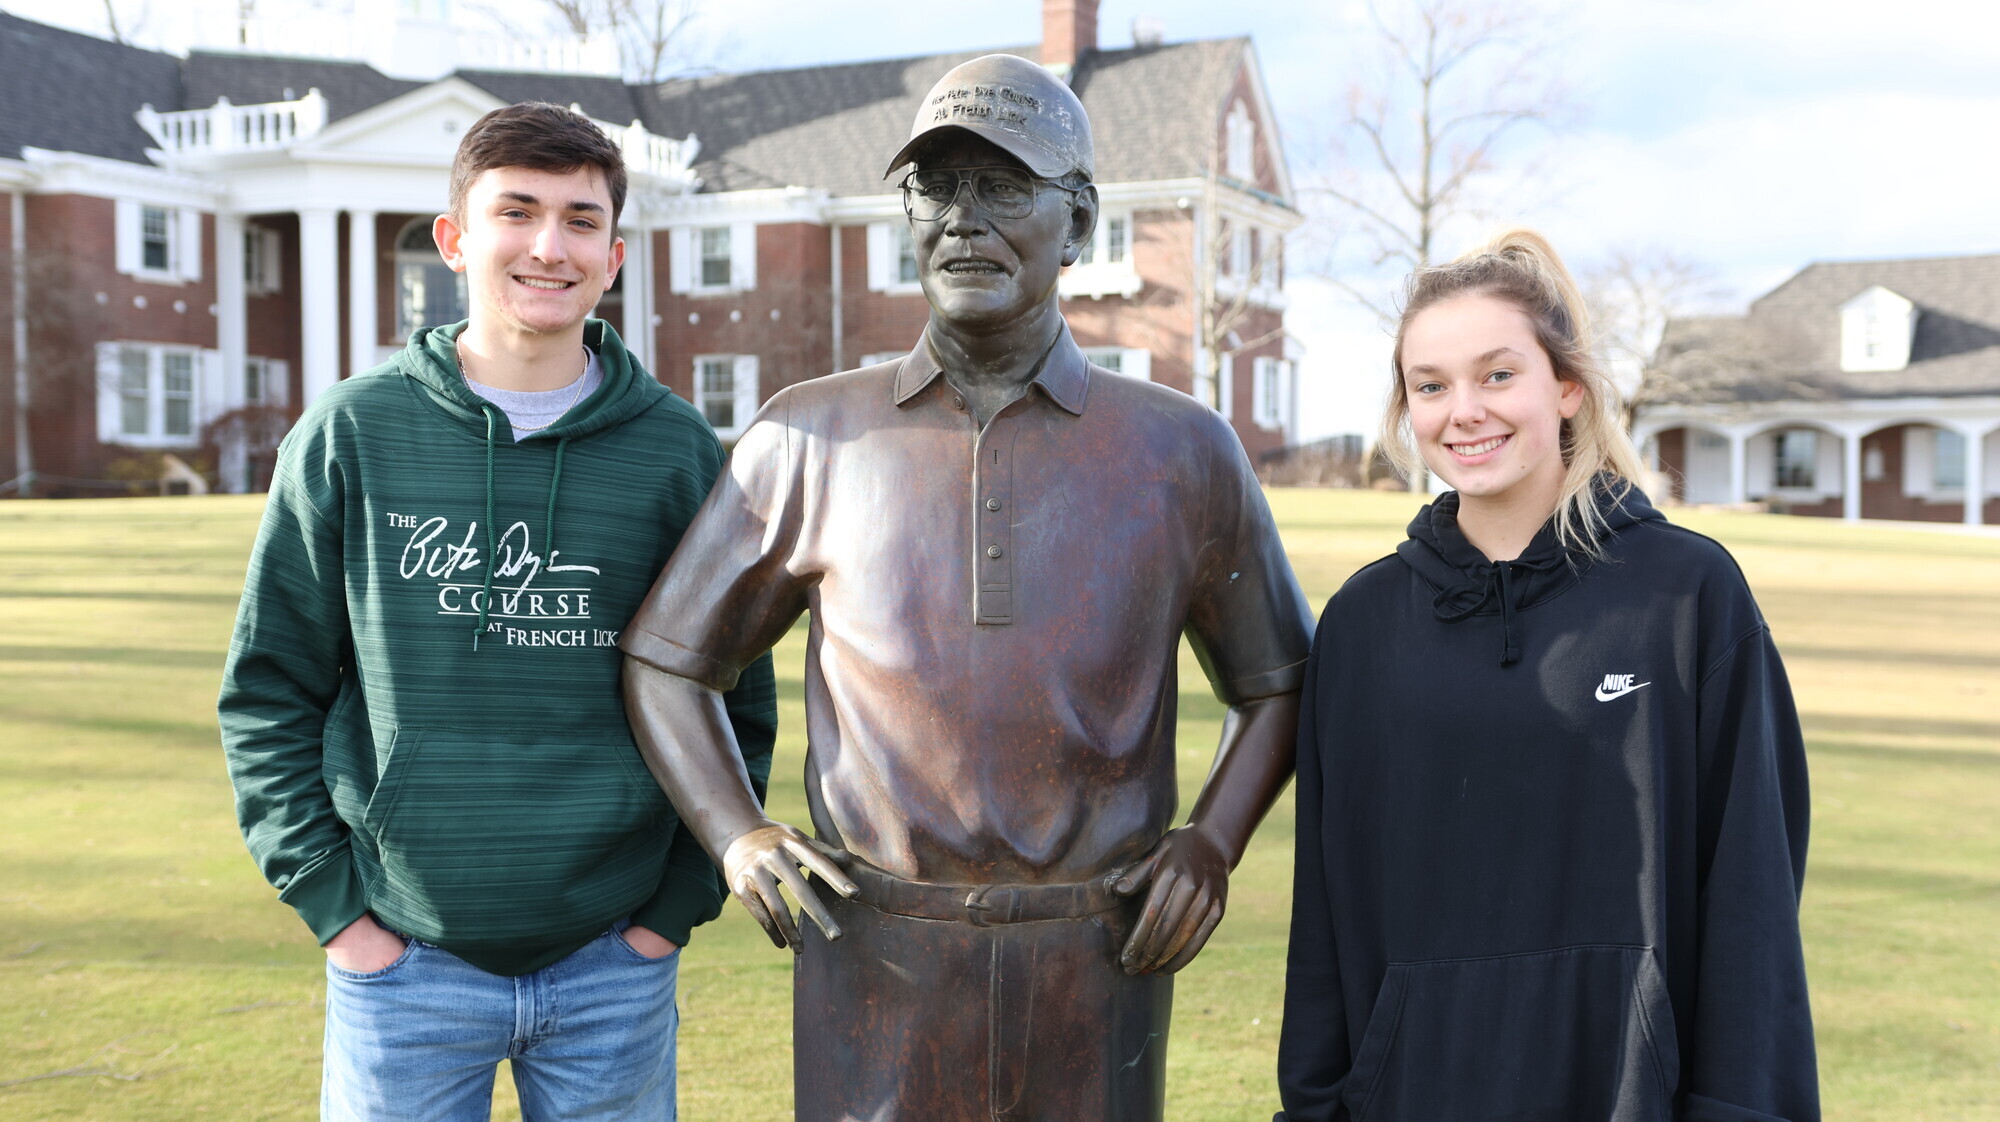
left=1041, top=0, right=1099, bottom=78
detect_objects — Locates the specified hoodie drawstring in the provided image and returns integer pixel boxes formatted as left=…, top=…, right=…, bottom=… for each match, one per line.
left=1431, top=561, right=1522, bottom=667
left=470, top=421, right=571, bottom=654
left=472, top=406, right=500, bottom=651
left=544, top=437, right=569, bottom=562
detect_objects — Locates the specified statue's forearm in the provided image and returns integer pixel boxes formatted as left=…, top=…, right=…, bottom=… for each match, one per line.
left=1183, top=691, right=1301, bottom=868
left=621, top=657, right=773, bottom=866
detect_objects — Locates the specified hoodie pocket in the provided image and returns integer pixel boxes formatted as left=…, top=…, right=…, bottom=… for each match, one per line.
left=360, top=725, right=671, bottom=941
left=1342, top=944, right=1679, bottom=1122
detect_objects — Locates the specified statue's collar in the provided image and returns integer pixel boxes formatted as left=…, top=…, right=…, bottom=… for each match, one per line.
left=893, top=322, right=1090, bottom=416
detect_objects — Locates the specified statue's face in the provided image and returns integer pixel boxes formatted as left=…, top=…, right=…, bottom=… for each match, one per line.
left=908, top=132, right=1095, bottom=331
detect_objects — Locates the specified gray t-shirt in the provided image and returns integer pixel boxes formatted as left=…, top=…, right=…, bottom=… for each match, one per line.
left=465, top=348, right=603, bottom=441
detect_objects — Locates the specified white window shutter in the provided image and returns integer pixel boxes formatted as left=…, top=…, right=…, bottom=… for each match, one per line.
left=268, top=358, right=291, bottom=407
left=1218, top=354, right=1235, bottom=420
left=199, top=348, right=226, bottom=419
left=668, top=227, right=693, bottom=293
left=731, top=223, right=757, bottom=291
left=95, top=342, right=122, bottom=442
left=1251, top=357, right=1269, bottom=425
left=114, top=200, right=139, bottom=276
left=1124, top=348, right=1151, bottom=381
left=866, top=222, right=891, bottom=292
left=732, top=354, right=759, bottom=427
left=178, top=209, right=204, bottom=281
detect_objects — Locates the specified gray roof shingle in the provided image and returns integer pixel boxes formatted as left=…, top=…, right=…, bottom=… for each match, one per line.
left=638, top=39, right=1250, bottom=196
left=0, top=11, right=182, bottom=164
left=1656, top=253, right=2000, bottom=402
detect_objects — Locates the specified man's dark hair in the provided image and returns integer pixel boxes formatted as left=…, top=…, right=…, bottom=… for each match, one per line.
left=449, top=102, right=628, bottom=226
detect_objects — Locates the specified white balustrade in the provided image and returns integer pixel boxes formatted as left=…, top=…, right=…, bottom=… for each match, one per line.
left=138, top=91, right=329, bottom=157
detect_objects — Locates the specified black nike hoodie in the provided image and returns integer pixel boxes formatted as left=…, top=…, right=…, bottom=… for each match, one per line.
left=1276, top=483, right=1819, bottom=1122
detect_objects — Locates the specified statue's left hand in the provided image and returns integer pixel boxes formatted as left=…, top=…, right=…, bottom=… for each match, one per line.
left=1112, top=824, right=1230, bottom=975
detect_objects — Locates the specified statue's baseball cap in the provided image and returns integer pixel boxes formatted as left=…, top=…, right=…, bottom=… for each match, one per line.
left=882, top=53, right=1095, bottom=181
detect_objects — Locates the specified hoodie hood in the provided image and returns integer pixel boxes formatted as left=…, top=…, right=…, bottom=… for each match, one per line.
left=398, top=318, right=668, bottom=442
left=1397, top=479, right=1664, bottom=665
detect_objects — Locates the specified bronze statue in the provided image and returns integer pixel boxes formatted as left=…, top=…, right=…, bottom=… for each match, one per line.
left=621, top=53, right=1313, bottom=1121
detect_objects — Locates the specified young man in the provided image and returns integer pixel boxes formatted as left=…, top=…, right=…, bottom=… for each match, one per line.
left=218, top=102, right=774, bottom=1120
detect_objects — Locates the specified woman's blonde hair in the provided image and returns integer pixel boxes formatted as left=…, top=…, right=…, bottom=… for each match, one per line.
left=1379, top=227, right=1646, bottom=555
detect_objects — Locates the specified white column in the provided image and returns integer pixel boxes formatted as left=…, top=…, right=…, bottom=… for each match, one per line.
left=1842, top=428, right=1862, bottom=522
left=1966, top=427, right=1985, bottom=526
left=1727, top=430, right=1747, bottom=505
left=621, top=221, right=653, bottom=372
left=348, top=209, right=377, bottom=375
left=214, top=212, right=248, bottom=492
left=299, top=207, right=340, bottom=404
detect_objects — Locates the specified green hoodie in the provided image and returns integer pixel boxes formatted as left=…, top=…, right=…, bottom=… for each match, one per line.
left=219, top=319, right=775, bottom=976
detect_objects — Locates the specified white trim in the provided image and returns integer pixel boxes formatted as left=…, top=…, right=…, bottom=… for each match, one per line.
left=662, top=186, right=830, bottom=227
left=19, top=148, right=224, bottom=207
left=865, top=221, right=924, bottom=295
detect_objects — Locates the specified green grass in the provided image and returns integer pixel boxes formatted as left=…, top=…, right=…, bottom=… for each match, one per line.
left=2, top=491, right=1996, bottom=1120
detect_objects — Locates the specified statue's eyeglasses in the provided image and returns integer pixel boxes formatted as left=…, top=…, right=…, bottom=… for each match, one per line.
left=900, top=167, right=1078, bottom=222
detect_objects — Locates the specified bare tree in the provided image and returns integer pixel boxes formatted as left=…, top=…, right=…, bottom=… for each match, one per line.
left=1307, top=0, right=1567, bottom=319
left=529, top=0, right=709, bottom=82
left=1581, top=246, right=1728, bottom=425
left=100, top=0, right=150, bottom=46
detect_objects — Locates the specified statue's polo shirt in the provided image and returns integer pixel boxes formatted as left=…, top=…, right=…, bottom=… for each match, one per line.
left=622, top=325, right=1312, bottom=885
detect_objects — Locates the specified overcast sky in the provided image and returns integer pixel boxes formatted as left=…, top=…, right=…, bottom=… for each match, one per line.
left=6, top=0, right=1997, bottom=437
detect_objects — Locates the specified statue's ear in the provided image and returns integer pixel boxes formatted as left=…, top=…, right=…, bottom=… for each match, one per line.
left=1061, top=184, right=1099, bottom=268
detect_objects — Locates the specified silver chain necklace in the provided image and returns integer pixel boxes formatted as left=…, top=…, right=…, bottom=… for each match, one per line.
left=457, top=339, right=590, bottom=433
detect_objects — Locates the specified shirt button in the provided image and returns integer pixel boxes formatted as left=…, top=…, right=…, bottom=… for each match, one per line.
left=986, top=544, right=1003, bottom=558
left=985, top=497, right=1001, bottom=511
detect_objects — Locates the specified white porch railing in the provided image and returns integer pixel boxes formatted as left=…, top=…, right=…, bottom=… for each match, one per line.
left=135, top=92, right=697, bottom=188
left=137, top=91, right=330, bottom=157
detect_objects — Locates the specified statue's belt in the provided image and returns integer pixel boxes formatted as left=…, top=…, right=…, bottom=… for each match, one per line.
left=835, top=859, right=1126, bottom=927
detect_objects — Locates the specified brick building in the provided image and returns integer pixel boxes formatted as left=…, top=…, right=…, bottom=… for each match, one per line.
left=1637, top=253, right=2000, bottom=525
left=0, top=1, right=1301, bottom=495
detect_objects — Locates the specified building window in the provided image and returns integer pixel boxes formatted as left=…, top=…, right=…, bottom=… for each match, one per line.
left=116, top=200, right=201, bottom=282
left=119, top=349, right=150, bottom=437
left=699, top=227, right=732, bottom=288
left=243, top=356, right=289, bottom=406
left=1226, top=102, right=1255, bottom=180
left=1252, top=356, right=1289, bottom=429
left=1773, top=429, right=1817, bottom=489
left=141, top=206, right=172, bottom=272
left=894, top=225, right=919, bottom=284
left=396, top=218, right=467, bottom=337
left=103, top=343, right=205, bottom=445
left=693, top=354, right=759, bottom=439
left=1934, top=429, right=1966, bottom=491
left=1082, top=347, right=1152, bottom=380
left=1078, top=215, right=1128, bottom=267
left=163, top=352, right=194, bottom=438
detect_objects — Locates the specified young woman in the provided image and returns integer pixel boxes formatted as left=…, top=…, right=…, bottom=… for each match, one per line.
left=1275, top=230, right=1819, bottom=1121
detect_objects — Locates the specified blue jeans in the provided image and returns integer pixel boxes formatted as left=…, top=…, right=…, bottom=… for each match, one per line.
left=322, top=923, right=679, bottom=1121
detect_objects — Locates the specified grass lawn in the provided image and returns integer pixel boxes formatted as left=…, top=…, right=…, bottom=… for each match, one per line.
left=1, top=489, right=1995, bottom=1120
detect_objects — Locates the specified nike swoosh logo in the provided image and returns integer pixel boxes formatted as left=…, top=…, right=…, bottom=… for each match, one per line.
left=1595, top=681, right=1652, bottom=702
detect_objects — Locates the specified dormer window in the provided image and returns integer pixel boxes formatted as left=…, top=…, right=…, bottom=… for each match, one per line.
left=1226, top=102, right=1255, bottom=181
left=1839, top=285, right=1917, bottom=372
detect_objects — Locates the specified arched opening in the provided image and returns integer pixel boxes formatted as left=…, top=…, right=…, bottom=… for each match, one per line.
left=394, top=218, right=467, bottom=339
left=1644, top=425, right=1734, bottom=505
left=1745, top=423, right=1843, bottom=517
left=1858, top=422, right=1978, bottom=523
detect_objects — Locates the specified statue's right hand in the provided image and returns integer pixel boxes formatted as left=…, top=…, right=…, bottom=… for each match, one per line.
left=722, top=824, right=858, bottom=953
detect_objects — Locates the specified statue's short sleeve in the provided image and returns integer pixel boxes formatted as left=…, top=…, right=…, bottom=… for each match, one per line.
left=620, top=394, right=809, bottom=692
left=1183, top=411, right=1314, bottom=704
